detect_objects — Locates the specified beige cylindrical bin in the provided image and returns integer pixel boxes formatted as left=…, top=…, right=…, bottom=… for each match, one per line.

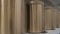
left=45, top=6, right=56, bottom=30
left=45, top=6, right=52, bottom=30
left=51, top=9, right=56, bottom=29
left=30, top=0, right=44, bottom=32
left=1, top=0, right=16, bottom=34
left=52, top=10, right=56, bottom=28
left=56, top=12, right=60, bottom=28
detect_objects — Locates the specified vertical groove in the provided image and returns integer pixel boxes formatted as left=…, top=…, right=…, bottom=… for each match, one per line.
left=7, top=0, right=11, bottom=34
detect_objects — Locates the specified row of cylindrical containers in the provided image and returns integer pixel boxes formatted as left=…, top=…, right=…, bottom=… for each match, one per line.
left=29, top=0, right=60, bottom=33
left=0, top=0, right=60, bottom=34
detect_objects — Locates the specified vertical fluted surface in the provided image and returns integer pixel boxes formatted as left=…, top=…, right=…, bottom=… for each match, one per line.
left=30, top=0, right=44, bottom=32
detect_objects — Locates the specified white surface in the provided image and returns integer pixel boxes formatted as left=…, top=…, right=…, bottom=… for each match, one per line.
left=25, top=28, right=60, bottom=34
left=45, top=28, right=60, bottom=34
